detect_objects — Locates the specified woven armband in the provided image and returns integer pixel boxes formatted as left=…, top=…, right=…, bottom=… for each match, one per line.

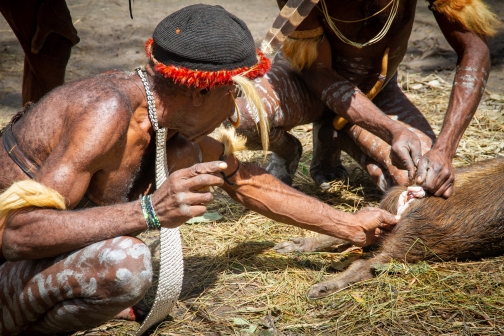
left=141, top=195, right=161, bottom=230
left=288, top=27, right=324, bottom=39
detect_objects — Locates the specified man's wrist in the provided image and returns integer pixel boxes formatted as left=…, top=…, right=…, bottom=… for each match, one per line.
left=141, top=195, right=161, bottom=230
left=326, top=210, right=356, bottom=241
left=430, top=139, right=457, bottom=160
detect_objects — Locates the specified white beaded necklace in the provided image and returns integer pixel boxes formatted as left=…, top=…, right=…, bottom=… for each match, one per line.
left=135, top=68, right=184, bottom=335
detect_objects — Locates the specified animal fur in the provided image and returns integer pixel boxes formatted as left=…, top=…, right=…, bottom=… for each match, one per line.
left=282, top=36, right=321, bottom=71
left=213, top=127, right=248, bottom=157
left=0, top=180, right=66, bottom=229
left=429, top=0, right=502, bottom=37
left=232, top=75, right=269, bottom=158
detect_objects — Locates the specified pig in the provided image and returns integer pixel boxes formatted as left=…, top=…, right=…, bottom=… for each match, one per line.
left=274, top=156, right=504, bottom=298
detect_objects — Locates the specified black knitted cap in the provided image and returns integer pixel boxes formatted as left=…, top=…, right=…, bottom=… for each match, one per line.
left=153, top=4, right=257, bottom=71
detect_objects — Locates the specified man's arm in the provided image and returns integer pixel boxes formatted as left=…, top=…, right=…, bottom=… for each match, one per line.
left=2, top=96, right=145, bottom=260
left=415, top=5, right=492, bottom=197
left=199, top=136, right=398, bottom=247
left=2, top=95, right=225, bottom=261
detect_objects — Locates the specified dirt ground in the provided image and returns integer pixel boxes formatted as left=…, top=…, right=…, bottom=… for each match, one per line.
left=1, top=1, right=504, bottom=335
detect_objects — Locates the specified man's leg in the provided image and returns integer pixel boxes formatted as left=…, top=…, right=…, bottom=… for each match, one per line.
left=0, top=236, right=152, bottom=335
left=310, top=112, right=349, bottom=188
left=0, top=0, right=78, bottom=104
left=235, top=55, right=327, bottom=185
left=22, top=32, right=73, bottom=104
left=339, top=76, right=435, bottom=191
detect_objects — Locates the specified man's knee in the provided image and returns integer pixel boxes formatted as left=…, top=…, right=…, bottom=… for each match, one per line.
left=95, top=237, right=153, bottom=306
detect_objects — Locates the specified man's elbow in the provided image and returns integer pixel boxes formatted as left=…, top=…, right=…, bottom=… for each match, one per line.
left=459, top=37, right=490, bottom=64
left=2, top=229, right=32, bottom=262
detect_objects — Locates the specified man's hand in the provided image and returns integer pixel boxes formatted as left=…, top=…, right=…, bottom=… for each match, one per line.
left=415, top=150, right=454, bottom=198
left=390, top=129, right=423, bottom=182
left=346, top=207, right=399, bottom=247
left=151, top=161, right=227, bottom=228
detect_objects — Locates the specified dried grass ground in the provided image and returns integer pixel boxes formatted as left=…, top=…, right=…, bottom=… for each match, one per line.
left=72, top=71, right=504, bottom=336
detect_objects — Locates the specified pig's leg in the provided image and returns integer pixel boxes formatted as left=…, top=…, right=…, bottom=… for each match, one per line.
left=274, top=234, right=350, bottom=253
left=308, top=254, right=390, bottom=298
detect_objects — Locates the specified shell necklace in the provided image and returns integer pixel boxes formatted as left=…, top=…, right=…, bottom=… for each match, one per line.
left=135, top=68, right=184, bottom=336
left=319, top=0, right=400, bottom=49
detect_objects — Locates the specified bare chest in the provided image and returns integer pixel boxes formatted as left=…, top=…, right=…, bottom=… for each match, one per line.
left=86, top=137, right=156, bottom=206
left=318, top=0, right=417, bottom=88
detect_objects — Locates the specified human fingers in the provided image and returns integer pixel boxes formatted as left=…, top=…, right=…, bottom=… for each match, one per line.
left=173, top=191, right=215, bottom=206
left=360, top=207, right=399, bottom=228
left=157, top=203, right=209, bottom=228
left=377, top=209, right=399, bottom=229
left=433, top=176, right=454, bottom=198
left=418, top=161, right=453, bottom=197
left=186, top=204, right=208, bottom=218
left=409, top=142, right=423, bottom=182
left=173, top=204, right=208, bottom=224
left=390, top=142, right=417, bottom=182
left=187, top=162, right=227, bottom=189
left=171, top=162, right=227, bottom=190
left=415, top=156, right=429, bottom=186
left=185, top=174, right=225, bottom=192
left=441, top=184, right=454, bottom=198
left=373, top=228, right=385, bottom=241
left=186, top=161, right=228, bottom=177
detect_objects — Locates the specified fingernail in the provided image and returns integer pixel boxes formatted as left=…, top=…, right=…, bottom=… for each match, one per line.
left=395, top=215, right=401, bottom=220
left=218, top=162, right=228, bottom=170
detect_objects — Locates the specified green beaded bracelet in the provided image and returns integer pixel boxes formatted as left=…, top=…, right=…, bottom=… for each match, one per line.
left=141, top=195, right=161, bottom=230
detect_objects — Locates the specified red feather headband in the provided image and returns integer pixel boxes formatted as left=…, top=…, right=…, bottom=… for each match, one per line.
left=145, top=38, right=271, bottom=90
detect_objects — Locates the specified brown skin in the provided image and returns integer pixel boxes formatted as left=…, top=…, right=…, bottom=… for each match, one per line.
left=0, top=69, right=229, bottom=262
left=0, top=67, right=398, bottom=263
left=278, top=0, right=490, bottom=197
left=199, top=137, right=398, bottom=247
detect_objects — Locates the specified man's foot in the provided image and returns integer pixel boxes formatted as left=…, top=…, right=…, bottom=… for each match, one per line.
left=113, top=306, right=148, bottom=322
left=266, top=153, right=295, bottom=185
left=310, top=163, right=349, bottom=189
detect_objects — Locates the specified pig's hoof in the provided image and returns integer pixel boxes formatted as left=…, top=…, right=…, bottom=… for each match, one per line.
left=274, top=237, right=317, bottom=253
left=308, top=280, right=342, bottom=298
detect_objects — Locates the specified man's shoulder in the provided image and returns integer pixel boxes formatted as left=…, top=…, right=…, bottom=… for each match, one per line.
left=27, top=71, right=138, bottom=148
left=53, top=71, right=137, bottom=121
